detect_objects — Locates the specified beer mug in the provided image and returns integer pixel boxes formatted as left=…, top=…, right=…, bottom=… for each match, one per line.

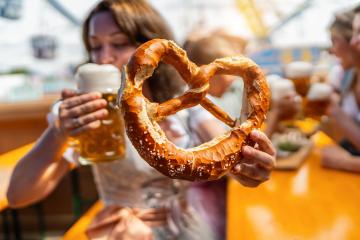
left=267, top=75, right=296, bottom=101
left=267, top=75, right=300, bottom=120
left=304, top=82, right=332, bottom=120
left=75, top=63, right=125, bottom=164
left=284, top=61, right=313, bottom=97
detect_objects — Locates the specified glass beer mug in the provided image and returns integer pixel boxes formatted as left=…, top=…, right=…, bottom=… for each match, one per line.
left=284, top=61, right=313, bottom=97
left=75, top=63, right=125, bottom=164
left=303, top=82, right=332, bottom=121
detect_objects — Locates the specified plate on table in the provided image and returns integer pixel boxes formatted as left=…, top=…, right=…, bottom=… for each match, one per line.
left=272, top=127, right=314, bottom=170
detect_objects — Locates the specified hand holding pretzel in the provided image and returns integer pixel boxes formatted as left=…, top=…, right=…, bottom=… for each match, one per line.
left=119, top=39, right=270, bottom=181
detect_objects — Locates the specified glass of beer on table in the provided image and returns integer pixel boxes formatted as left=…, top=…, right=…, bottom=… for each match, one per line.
left=284, top=61, right=313, bottom=97
left=75, top=63, right=125, bottom=165
left=304, top=82, right=332, bottom=121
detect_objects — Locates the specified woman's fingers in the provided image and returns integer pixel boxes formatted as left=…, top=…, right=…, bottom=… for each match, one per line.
left=61, top=89, right=77, bottom=99
left=250, top=130, right=276, bottom=157
left=69, top=120, right=102, bottom=137
left=242, top=145, right=276, bottom=170
left=61, top=92, right=102, bottom=109
left=60, top=99, right=108, bottom=118
left=230, top=167, right=263, bottom=188
left=64, top=109, right=109, bottom=130
left=57, top=91, right=109, bottom=137
left=233, top=163, right=270, bottom=182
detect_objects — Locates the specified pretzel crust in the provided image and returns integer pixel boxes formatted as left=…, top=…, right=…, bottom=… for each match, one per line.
left=119, top=39, right=270, bottom=181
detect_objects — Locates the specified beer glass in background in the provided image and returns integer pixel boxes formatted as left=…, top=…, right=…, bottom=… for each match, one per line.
left=284, top=61, right=313, bottom=97
left=304, top=82, right=332, bottom=121
left=267, top=75, right=299, bottom=120
left=75, top=63, right=125, bottom=165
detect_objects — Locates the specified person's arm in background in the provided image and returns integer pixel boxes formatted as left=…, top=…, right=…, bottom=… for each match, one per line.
left=326, top=93, right=360, bottom=150
left=7, top=90, right=108, bottom=208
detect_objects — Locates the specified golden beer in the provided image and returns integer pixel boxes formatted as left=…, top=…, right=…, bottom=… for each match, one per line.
left=284, top=62, right=312, bottom=97
left=75, top=63, right=125, bottom=164
left=304, top=83, right=332, bottom=120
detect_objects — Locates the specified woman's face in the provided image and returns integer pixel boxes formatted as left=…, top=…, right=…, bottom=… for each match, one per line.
left=351, top=14, right=360, bottom=51
left=330, top=31, right=353, bottom=69
left=88, top=11, right=136, bottom=70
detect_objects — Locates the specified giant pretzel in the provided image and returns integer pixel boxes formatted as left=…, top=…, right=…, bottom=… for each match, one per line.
left=118, top=39, right=270, bottom=181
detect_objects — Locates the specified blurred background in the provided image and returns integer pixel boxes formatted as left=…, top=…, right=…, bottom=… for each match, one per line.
left=0, top=0, right=359, bottom=239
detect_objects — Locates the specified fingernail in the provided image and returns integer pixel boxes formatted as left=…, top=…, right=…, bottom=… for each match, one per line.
left=92, top=92, right=102, bottom=98
left=252, top=130, right=260, bottom=138
left=234, top=164, right=242, bottom=173
left=89, top=120, right=101, bottom=129
left=101, top=109, right=109, bottom=117
left=243, top=146, right=252, bottom=155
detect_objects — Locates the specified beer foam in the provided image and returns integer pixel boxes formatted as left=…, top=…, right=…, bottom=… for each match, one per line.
left=284, top=61, right=313, bottom=78
left=266, top=74, right=282, bottom=88
left=76, top=63, right=121, bottom=93
left=307, top=83, right=332, bottom=100
left=269, top=78, right=295, bottom=100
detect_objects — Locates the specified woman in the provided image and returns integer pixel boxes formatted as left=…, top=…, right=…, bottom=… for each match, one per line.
left=7, top=0, right=276, bottom=239
left=321, top=6, right=360, bottom=172
left=328, top=9, right=355, bottom=92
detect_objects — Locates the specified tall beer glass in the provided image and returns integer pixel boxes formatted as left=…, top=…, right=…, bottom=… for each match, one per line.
left=304, top=83, right=332, bottom=120
left=284, top=61, right=313, bottom=97
left=75, top=63, right=125, bottom=164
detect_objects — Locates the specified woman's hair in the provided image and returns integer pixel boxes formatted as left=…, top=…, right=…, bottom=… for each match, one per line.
left=184, top=35, right=236, bottom=66
left=329, top=9, right=355, bottom=42
left=82, top=0, right=184, bottom=103
left=354, top=4, right=360, bottom=13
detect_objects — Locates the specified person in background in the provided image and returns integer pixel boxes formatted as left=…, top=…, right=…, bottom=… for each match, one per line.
left=183, top=35, right=239, bottom=240
left=328, top=9, right=355, bottom=92
left=184, top=34, right=282, bottom=240
left=320, top=9, right=355, bottom=142
left=7, top=0, right=276, bottom=239
left=321, top=5, right=360, bottom=172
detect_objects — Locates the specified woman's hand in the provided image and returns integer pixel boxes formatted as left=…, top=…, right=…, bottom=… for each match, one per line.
left=230, top=130, right=276, bottom=187
left=325, top=92, right=341, bottom=118
left=56, top=89, right=109, bottom=137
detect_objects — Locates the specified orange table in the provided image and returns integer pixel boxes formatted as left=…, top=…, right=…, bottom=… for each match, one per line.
left=0, top=143, right=34, bottom=212
left=228, top=132, right=360, bottom=240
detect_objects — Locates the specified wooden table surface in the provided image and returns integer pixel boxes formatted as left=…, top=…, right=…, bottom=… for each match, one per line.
left=228, top=132, right=360, bottom=240
left=0, top=144, right=34, bottom=211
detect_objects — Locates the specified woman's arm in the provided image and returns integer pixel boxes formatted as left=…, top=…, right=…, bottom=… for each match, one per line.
left=327, top=94, right=360, bottom=150
left=7, top=89, right=109, bottom=208
left=7, top=126, right=71, bottom=208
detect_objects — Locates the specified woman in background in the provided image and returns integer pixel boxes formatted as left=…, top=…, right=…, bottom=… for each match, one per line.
left=321, top=6, right=360, bottom=172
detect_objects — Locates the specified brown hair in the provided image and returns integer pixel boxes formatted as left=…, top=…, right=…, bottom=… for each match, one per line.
left=82, top=0, right=184, bottom=102
left=184, top=35, right=236, bottom=66
left=354, top=4, right=360, bottom=13
left=330, top=9, right=355, bottom=42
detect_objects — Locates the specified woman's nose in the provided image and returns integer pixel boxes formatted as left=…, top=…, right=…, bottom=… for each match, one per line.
left=98, top=45, right=115, bottom=64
